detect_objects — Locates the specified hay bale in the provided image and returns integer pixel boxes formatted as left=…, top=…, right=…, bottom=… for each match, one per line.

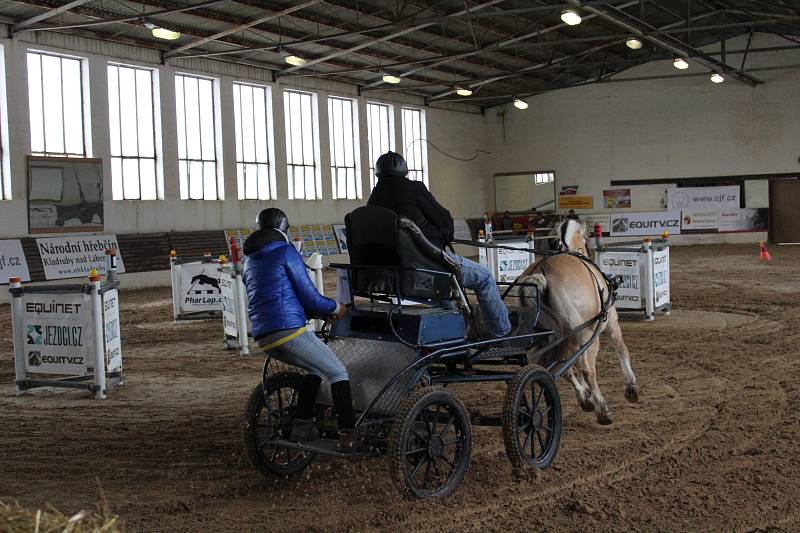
left=0, top=488, right=120, bottom=533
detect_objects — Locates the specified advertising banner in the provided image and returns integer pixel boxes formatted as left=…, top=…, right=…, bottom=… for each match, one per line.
left=610, top=211, right=681, bottom=237
left=103, top=289, right=122, bottom=372
left=179, top=261, right=223, bottom=314
left=603, top=189, right=631, bottom=208
left=453, top=219, right=472, bottom=241
left=597, top=252, right=643, bottom=310
left=667, top=185, right=739, bottom=211
left=560, top=185, right=578, bottom=195
left=653, top=248, right=670, bottom=308
left=558, top=196, right=593, bottom=209
left=681, top=209, right=719, bottom=231
left=219, top=270, right=239, bottom=337
left=36, top=235, right=125, bottom=280
left=22, top=292, right=93, bottom=375
left=718, top=208, right=769, bottom=233
left=581, top=214, right=611, bottom=234
left=0, top=240, right=31, bottom=283
left=496, top=242, right=533, bottom=283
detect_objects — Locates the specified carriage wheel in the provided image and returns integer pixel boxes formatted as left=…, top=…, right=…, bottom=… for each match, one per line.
left=388, top=386, right=472, bottom=499
left=502, top=364, right=562, bottom=469
left=243, top=372, right=315, bottom=477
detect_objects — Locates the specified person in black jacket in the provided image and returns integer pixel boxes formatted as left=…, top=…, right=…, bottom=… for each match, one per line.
left=368, top=151, right=511, bottom=337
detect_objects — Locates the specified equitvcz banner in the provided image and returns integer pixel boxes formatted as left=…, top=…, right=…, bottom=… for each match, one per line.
left=610, top=211, right=682, bottom=237
left=36, top=235, right=125, bottom=280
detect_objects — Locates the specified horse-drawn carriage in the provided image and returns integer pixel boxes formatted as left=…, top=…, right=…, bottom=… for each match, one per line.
left=243, top=206, right=630, bottom=499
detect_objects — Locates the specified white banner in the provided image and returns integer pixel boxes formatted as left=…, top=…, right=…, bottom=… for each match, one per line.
left=103, top=289, right=122, bottom=372
left=22, top=292, right=93, bottom=375
left=496, top=241, right=533, bottom=282
left=681, top=209, right=718, bottom=231
left=36, top=235, right=125, bottom=280
left=453, top=219, right=472, bottom=241
left=718, top=208, right=769, bottom=233
left=610, top=211, right=681, bottom=237
left=668, top=185, right=739, bottom=211
left=179, top=261, right=222, bottom=314
left=219, top=269, right=238, bottom=337
left=0, top=240, right=31, bottom=283
left=581, top=214, right=611, bottom=234
left=597, top=251, right=643, bottom=310
left=653, top=248, right=670, bottom=308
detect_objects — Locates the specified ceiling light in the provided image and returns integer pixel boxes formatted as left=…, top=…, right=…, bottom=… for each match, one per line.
left=151, top=27, right=180, bottom=40
left=285, top=55, right=307, bottom=67
left=625, top=37, right=643, bottom=50
left=456, top=87, right=473, bottom=96
left=710, top=72, right=724, bottom=83
left=513, top=98, right=528, bottom=110
left=673, top=57, right=689, bottom=70
left=560, top=9, right=582, bottom=26
left=382, top=74, right=402, bottom=84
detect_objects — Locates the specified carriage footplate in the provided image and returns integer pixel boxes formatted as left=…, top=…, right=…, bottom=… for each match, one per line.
left=468, top=307, right=541, bottom=361
left=269, top=438, right=371, bottom=459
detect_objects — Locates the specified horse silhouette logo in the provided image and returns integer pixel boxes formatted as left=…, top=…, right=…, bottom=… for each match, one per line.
left=188, top=272, right=220, bottom=294
left=28, top=351, right=42, bottom=367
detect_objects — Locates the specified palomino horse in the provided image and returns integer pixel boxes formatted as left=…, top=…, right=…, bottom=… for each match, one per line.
left=517, top=219, right=639, bottom=424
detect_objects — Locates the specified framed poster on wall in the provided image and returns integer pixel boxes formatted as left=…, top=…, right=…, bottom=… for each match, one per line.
left=28, top=156, right=104, bottom=234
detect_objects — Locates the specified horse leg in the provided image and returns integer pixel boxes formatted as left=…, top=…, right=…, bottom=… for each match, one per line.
left=579, top=341, right=613, bottom=425
left=605, top=308, right=639, bottom=402
left=565, top=365, right=594, bottom=412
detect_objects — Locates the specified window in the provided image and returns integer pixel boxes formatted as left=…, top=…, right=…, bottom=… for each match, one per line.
left=0, top=47, right=9, bottom=200
left=175, top=73, right=222, bottom=200
left=401, top=107, right=428, bottom=186
left=27, top=51, right=88, bottom=157
left=108, top=64, right=160, bottom=200
left=233, top=82, right=276, bottom=200
left=366, top=102, right=394, bottom=189
left=328, top=96, right=361, bottom=200
left=535, top=171, right=554, bottom=184
left=283, top=89, right=321, bottom=200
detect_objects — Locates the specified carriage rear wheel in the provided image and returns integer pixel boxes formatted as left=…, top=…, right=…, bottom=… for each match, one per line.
left=388, top=386, right=472, bottom=499
left=502, top=364, right=562, bottom=469
left=243, top=372, right=315, bottom=477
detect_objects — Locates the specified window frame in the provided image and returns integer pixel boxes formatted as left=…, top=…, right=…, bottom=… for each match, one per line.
left=107, top=62, right=162, bottom=200
left=401, top=106, right=429, bottom=187
left=327, top=95, right=362, bottom=200
left=366, top=101, right=395, bottom=189
left=283, top=88, right=322, bottom=200
left=27, top=49, right=90, bottom=158
left=0, top=45, right=9, bottom=200
left=233, top=81, right=277, bottom=200
left=175, top=72, right=223, bottom=201
left=535, top=171, right=555, bottom=184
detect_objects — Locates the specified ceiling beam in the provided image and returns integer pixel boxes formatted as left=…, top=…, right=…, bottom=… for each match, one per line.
left=162, top=0, right=321, bottom=59
left=566, top=0, right=763, bottom=86
left=274, top=0, right=509, bottom=77
left=11, top=0, right=93, bottom=33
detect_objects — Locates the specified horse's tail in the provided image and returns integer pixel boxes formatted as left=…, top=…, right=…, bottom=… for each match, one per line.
left=517, top=273, right=547, bottom=307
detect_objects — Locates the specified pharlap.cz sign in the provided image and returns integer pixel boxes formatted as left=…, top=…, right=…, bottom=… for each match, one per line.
left=23, top=293, right=94, bottom=375
left=179, top=262, right=223, bottom=313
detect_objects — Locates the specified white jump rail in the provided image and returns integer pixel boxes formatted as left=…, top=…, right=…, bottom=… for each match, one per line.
left=220, top=236, right=326, bottom=357
left=592, top=223, right=671, bottom=321
left=10, top=251, right=123, bottom=399
left=169, top=250, right=223, bottom=321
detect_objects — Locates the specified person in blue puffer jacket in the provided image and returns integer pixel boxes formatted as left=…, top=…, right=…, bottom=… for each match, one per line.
left=243, top=208, right=355, bottom=450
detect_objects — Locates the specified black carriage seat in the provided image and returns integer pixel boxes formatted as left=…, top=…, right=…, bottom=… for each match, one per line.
left=345, top=206, right=463, bottom=302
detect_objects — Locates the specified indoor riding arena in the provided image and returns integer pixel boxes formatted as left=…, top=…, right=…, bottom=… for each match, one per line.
left=1, top=1, right=799, bottom=532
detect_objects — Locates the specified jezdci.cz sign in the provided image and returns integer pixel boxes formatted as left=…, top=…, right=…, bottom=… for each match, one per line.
left=23, top=293, right=94, bottom=375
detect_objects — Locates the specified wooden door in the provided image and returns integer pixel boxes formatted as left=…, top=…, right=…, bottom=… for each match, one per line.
left=769, top=178, right=800, bottom=243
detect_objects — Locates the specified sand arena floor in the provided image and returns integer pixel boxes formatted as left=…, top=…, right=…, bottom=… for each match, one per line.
left=1, top=243, right=799, bottom=531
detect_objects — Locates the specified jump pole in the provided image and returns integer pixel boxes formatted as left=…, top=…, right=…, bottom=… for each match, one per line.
left=9, top=277, right=26, bottom=396
left=230, top=237, right=250, bottom=356
left=643, top=239, right=655, bottom=321
left=89, top=270, right=107, bottom=399
left=169, top=249, right=180, bottom=320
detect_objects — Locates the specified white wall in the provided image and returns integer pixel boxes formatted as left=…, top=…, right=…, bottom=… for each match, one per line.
left=485, top=33, right=800, bottom=217
left=0, top=27, right=490, bottom=240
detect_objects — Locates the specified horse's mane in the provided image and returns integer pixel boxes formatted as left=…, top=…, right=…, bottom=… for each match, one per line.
left=555, top=218, right=587, bottom=253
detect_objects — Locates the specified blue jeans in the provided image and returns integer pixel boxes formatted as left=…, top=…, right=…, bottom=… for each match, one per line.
left=446, top=251, right=511, bottom=337
left=261, top=330, right=349, bottom=383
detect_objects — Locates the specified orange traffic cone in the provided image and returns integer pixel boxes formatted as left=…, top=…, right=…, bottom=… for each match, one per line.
left=759, top=241, right=772, bottom=262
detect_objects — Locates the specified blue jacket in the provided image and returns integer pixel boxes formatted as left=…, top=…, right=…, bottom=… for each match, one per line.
left=242, top=229, right=337, bottom=339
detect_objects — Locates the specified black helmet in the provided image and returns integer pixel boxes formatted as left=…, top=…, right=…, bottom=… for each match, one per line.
left=375, top=151, right=408, bottom=179
left=256, top=208, right=289, bottom=232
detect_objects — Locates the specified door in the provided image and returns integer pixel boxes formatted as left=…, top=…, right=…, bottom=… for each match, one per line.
left=769, top=178, right=800, bottom=243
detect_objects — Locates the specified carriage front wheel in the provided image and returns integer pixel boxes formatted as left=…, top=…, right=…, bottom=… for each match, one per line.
left=388, top=386, right=472, bottom=499
left=243, top=372, right=316, bottom=477
left=502, top=364, right=562, bottom=469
